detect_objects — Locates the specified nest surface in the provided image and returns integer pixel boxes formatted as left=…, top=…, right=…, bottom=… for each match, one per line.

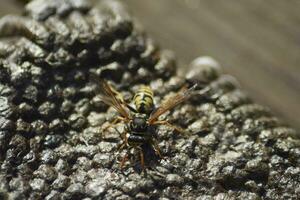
left=0, top=0, right=299, bottom=199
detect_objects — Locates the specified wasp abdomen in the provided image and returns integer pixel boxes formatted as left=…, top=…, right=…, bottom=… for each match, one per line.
left=127, top=134, right=147, bottom=146
left=133, top=86, right=154, bottom=114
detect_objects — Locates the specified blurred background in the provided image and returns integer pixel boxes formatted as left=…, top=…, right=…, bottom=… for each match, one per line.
left=1, top=0, right=299, bottom=131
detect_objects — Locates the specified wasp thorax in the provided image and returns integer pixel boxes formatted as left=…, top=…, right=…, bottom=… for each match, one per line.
left=133, top=85, right=154, bottom=114
left=130, top=114, right=148, bottom=131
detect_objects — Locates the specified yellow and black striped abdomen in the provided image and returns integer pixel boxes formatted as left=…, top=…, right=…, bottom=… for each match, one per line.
left=133, top=86, right=154, bottom=114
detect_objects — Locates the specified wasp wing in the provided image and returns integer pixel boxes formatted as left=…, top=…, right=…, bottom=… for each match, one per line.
left=148, top=84, right=197, bottom=124
left=90, top=74, right=131, bottom=120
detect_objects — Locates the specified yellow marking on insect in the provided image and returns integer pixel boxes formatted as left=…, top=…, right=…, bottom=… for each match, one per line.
left=133, top=85, right=154, bottom=114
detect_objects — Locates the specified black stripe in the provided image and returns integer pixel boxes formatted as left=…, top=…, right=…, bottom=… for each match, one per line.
left=141, top=94, right=153, bottom=101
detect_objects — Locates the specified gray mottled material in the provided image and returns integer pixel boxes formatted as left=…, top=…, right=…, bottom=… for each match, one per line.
left=0, top=0, right=299, bottom=199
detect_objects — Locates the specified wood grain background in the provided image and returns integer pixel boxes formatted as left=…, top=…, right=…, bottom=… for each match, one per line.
left=1, top=0, right=299, bottom=131
left=124, top=0, right=300, bottom=131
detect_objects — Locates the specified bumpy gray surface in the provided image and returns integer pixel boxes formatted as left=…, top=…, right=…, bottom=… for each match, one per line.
left=0, top=0, right=299, bottom=199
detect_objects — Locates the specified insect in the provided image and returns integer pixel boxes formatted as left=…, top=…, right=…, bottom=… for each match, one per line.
left=91, top=75, right=197, bottom=169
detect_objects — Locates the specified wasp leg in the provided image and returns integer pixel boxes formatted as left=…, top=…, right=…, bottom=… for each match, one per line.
left=150, top=139, right=163, bottom=159
left=152, top=120, right=185, bottom=134
left=117, top=141, right=127, bottom=152
left=118, top=132, right=130, bottom=169
left=119, top=145, right=134, bottom=169
left=113, top=125, right=128, bottom=139
left=101, top=116, right=128, bottom=138
left=137, top=147, right=145, bottom=170
left=117, top=132, right=128, bottom=152
left=120, top=152, right=128, bottom=169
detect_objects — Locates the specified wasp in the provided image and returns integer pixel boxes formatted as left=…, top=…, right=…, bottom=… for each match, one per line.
left=91, top=75, right=197, bottom=169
